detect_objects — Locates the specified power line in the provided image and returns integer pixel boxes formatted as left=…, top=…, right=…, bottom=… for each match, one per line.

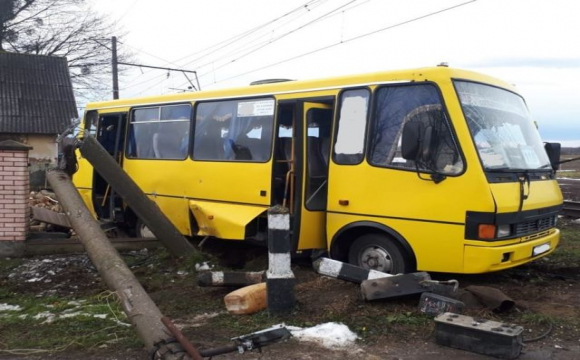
left=202, top=0, right=478, bottom=87
left=192, top=0, right=361, bottom=80
left=171, top=0, right=325, bottom=68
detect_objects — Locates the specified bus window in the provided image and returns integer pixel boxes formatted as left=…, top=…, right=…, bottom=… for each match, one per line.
left=126, top=104, right=191, bottom=160
left=193, top=98, right=274, bottom=162
left=368, top=84, right=463, bottom=175
left=333, top=89, right=370, bottom=164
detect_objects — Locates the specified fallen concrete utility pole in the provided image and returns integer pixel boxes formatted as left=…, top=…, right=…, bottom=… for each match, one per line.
left=47, top=170, right=191, bottom=360
left=313, top=257, right=392, bottom=283
left=78, top=135, right=195, bottom=257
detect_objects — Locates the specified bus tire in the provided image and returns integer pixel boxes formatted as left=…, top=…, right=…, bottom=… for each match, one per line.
left=348, top=233, right=412, bottom=274
left=135, top=219, right=155, bottom=239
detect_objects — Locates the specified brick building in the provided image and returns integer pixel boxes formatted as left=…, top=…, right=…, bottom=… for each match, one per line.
left=0, top=52, right=78, bottom=189
left=0, top=140, right=31, bottom=256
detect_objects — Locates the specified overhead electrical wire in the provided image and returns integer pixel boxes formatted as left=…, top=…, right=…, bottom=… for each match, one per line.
left=119, top=0, right=325, bottom=92
left=191, top=0, right=363, bottom=81
left=198, top=0, right=478, bottom=87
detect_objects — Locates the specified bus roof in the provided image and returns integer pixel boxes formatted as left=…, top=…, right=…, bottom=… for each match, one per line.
left=85, top=66, right=517, bottom=111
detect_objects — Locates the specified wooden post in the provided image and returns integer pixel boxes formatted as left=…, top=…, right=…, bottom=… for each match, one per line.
left=46, top=170, right=192, bottom=359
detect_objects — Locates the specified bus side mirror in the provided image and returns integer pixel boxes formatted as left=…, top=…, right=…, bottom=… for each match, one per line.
left=544, top=142, right=561, bottom=171
left=401, top=121, right=421, bottom=160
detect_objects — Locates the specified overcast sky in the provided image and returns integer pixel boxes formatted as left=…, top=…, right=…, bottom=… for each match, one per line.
left=90, top=0, right=580, bottom=145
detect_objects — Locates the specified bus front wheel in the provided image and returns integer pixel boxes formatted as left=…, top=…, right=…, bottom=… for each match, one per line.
left=348, top=234, right=412, bottom=274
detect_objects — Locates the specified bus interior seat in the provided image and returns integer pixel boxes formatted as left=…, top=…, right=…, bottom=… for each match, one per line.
left=307, top=136, right=327, bottom=178
left=153, top=132, right=186, bottom=159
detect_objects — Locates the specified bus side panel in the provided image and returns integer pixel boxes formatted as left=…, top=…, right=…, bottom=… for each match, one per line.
left=150, top=195, right=192, bottom=236
left=122, top=160, right=272, bottom=206
left=326, top=212, right=465, bottom=273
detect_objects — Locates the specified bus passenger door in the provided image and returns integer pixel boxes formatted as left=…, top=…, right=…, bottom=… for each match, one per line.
left=92, top=113, right=127, bottom=221
left=297, top=103, right=333, bottom=250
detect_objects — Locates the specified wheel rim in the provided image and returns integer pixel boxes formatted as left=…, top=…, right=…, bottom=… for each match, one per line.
left=358, top=245, right=393, bottom=273
left=139, top=223, right=155, bottom=238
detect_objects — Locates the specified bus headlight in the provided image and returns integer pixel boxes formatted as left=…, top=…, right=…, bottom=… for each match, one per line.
left=497, top=224, right=511, bottom=238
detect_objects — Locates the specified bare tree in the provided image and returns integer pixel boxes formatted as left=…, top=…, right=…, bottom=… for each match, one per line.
left=0, top=0, right=132, bottom=102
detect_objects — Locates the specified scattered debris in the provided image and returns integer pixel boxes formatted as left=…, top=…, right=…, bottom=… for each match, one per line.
left=195, top=262, right=214, bottom=271
left=288, top=322, right=359, bottom=349
left=197, top=324, right=292, bottom=357
left=435, top=312, right=523, bottom=359
left=7, top=254, right=99, bottom=297
left=360, top=272, right=431, bottom=300
left=224, top=282, right=267, bottom=315
left=464, top=285, right=515, bottom=312
left=0, top=303, right=22, bottom=312
left=419, top=292, right=465, bottom=316
left=313, top=257, right=392, bottom=284
left=197, top=271, right=264, bottom=287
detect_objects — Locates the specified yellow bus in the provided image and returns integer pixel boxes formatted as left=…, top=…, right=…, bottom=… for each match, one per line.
left=74, top=66, right=563, bottom=274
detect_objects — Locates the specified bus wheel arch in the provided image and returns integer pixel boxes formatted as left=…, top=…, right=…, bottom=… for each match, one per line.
left=330, top=221, right=416, bottom=274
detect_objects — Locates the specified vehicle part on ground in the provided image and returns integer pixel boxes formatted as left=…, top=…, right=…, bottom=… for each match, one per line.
left=348, top=233, right=413, bottom=274
left=78, top=135, right=195, bottom=257
left=198, top=324, right=292, bottom=358
left=435, top=312, right=523, bottom=359
left=465, top=285, right=515, bottom=312
left=46, top=170, right=185, bottom=360
left=419, top=292, right=465, bottom=316
left=197, top=271, right=265, bottom=287
left=266, top=205, right=295, bottom=315
left=360, top=272, right=431, bottom=300
left=313, top=257, right=392, bottom=284
left=420, top=279, right=459, bottom=297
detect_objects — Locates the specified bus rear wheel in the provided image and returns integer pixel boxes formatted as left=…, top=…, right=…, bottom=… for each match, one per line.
left=135, top=219, right=155, bottom=238
left=348, top=234, right=412, bottom=274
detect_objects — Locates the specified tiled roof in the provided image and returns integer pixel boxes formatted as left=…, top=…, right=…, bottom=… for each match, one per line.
left=0, top=52, right=78, bottom=134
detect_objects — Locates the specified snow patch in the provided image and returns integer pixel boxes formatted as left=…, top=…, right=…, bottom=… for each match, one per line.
left=0, top=304, right=22, bottom=312
left=288, top=322, right=359, bottom=349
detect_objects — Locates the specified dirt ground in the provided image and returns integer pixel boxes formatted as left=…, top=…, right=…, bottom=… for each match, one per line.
left=1, top=152, right=579, bottom=359
left=1, top=218, right=580, bottom=360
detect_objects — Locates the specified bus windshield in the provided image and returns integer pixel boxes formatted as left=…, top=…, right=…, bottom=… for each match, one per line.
left=455, top=81, right=551, bottom=171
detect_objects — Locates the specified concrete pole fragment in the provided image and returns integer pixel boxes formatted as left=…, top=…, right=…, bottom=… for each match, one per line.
left=313, top=257, right=393, bottom=283
left=46, top=170, right=188, bottom=360
left=266, top=205, right=295, bottom=315
left=78, top=135, right=195, bottom=257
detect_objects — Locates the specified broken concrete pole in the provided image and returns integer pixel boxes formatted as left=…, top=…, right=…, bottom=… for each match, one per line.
left=78, top=135, right=195, bottom=257
left=266, top=206, right=295, bottom=315
left=197, top=271, right=265, bottom=287
left=46, top=170, right=185, bottom=359
left=224, top=283, right=267, bottom=315
left=313, top=257, right=392, bottom=283
left=360, top=272, right=431, bottom=300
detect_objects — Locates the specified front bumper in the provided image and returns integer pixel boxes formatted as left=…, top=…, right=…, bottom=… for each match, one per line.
left=463, top=228, right=560, bottom=273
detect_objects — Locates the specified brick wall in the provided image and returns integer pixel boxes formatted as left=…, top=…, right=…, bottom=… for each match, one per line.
left=0, top=141, right=31, bottom=242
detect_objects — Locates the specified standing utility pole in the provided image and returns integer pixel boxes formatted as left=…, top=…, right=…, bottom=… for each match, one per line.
left=112, top=36, right=119, bottom=99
